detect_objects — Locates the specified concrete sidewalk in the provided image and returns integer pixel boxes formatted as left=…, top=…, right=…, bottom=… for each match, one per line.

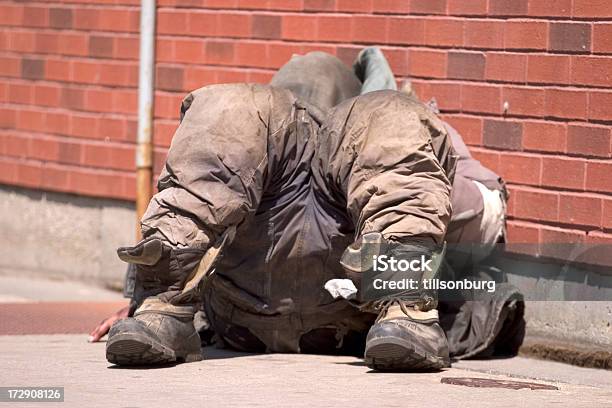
left=0, top=275, right=610, bottom=407
left=1, top=335, right=611, bottom=408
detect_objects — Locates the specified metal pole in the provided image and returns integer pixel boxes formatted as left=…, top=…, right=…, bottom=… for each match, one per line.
left=135, top=0, right=156, bottom=240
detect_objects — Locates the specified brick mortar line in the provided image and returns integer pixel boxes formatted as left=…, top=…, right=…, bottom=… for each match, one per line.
left=3, top=68, right=609, bottom=96
left=506, top=216, right=609, bottom=234
left=506, top=183, right=612, bottom=197
left=2, top=124, right=611, bottom=177
left=153, top=6, right=612, bottom=22
left=440, top=112, right=608, bottom=128
left=5, top=1, right=601, bottom=22
left=0, top=145, right=138, bottom=173
left=507, top=218, right=612, bottom=234
left=433, top=107, right=611, bottom=126
left=472, top=146, right=612, bottom=163
left=507, top=183, right=612, bottom=196
left=0, top=105, right=137, bottom=123
left=0, top=156, right=136, bottom=174
left=1, top=128, right=138, bottom=148
left=433, top=107, right=612, bottom=126
left=0, top=158, right=136, bottom=175
left=0, top=75, right=139, bottom=92
left=0, top=128, right=170, bottom=150
left=439, top=110, right=612, bottom=127
left=0, top=51, right=139, bottom=67
left=0, top=95, right=139, bottom=117
left=5, top=21, right=612, bottom=56
left=3, top=26, right=139, bottom=39
left=6, top=2, right=612, bottom=23
left=2, top=93, right=611, bottom=128
left=0, top=96, right=608, bottom=134
left=2, top=100, right=612, bottom=136
left=0, top=118, right=171, bottom=149
left=0, top=80, right=138, bottom=93
left=3, top=47, right=612, bottom=88
left=0, top=75, right=262, bottom=93
left=0, top=128, right=138, bottom=146
left=3, top=1, right=139, bottom=12
left=0, top=154, right=135, bottom=175
left=0, top=51, right=277, bottom=72
left=0, top=101, right=138, bottom=119
left=161, top=35, right=607, bottom=56
left=153, top=34, right=612, bottom=58
left=472, top=148, right=611, bottom=162
left=425, top=78, right=612, bottom=91
left=1, top=115, right=610, bottom=162
left=0, top=103, right=170, bottom=124
left=1, top=127, right=598, bottom=164
left=409, top=78, right=612, bottom=93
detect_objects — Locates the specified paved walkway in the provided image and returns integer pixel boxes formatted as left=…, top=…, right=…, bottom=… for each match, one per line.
left=0, top=276, right=610, bottom=407
left=1, top=335, right=611, bottom=407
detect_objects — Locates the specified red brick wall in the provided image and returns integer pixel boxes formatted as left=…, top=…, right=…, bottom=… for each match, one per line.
left=1, top=0, right=611, bottom=246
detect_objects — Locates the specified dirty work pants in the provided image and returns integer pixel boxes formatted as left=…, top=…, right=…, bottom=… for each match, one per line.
left=140, top=83, right=454, bottom=353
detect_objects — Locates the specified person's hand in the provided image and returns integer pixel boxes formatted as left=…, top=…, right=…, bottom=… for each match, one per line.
left=88, top=305, right=130, bottom=342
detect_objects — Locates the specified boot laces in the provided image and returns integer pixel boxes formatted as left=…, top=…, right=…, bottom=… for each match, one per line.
left=364, top=296, right=435, bottom=322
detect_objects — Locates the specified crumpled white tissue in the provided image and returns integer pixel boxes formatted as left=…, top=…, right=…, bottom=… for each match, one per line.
left=324, top=279, right=358, bottom=300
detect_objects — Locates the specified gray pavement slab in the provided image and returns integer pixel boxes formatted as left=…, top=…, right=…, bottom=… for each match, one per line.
left=0, top=275, right=610, bottom=407
left=0, top=334, right=610, bottom=408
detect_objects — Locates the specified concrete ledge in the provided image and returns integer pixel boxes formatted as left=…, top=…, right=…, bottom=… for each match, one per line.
left=522, top=301, right=612, bottom=349
left=520, top=335, right=612, bottom=370
left=0, top=185, right=135, bottom=288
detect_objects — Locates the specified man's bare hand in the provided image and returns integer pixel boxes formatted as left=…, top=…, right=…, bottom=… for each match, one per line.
left=88, top=305, right=130, bottom=343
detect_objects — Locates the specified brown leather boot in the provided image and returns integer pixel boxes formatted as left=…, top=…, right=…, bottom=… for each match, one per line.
left=106, top=238, right=206, bottom=366
left=106, top=298, right=202, bottom=365
left=365, top=300, right=450, bottom=371
left=340, top=232, right=449, bottom=371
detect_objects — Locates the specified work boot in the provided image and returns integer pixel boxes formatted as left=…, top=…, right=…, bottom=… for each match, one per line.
left=106, top=297, right=202, bottom=365
left=340, top=232, right=450, bottom=371
left=364, top=300, right=450, bottom=371
left=106, top=237, right=207, bottom=366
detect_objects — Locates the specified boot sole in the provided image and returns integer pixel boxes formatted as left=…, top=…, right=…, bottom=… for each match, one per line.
left=365, top=337, right=450, bottom=372
left=106, top=332, right=202, bottom=366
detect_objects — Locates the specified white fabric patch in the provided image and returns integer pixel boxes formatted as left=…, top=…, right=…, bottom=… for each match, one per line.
left=473, top=180, right=505, bottom=247
left=324, top=279, right=358, bottom=300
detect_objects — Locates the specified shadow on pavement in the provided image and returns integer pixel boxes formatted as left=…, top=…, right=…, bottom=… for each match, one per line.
left=107, top=362, right=180, bottom=370
left=202, top=346, right=259, bottom=360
